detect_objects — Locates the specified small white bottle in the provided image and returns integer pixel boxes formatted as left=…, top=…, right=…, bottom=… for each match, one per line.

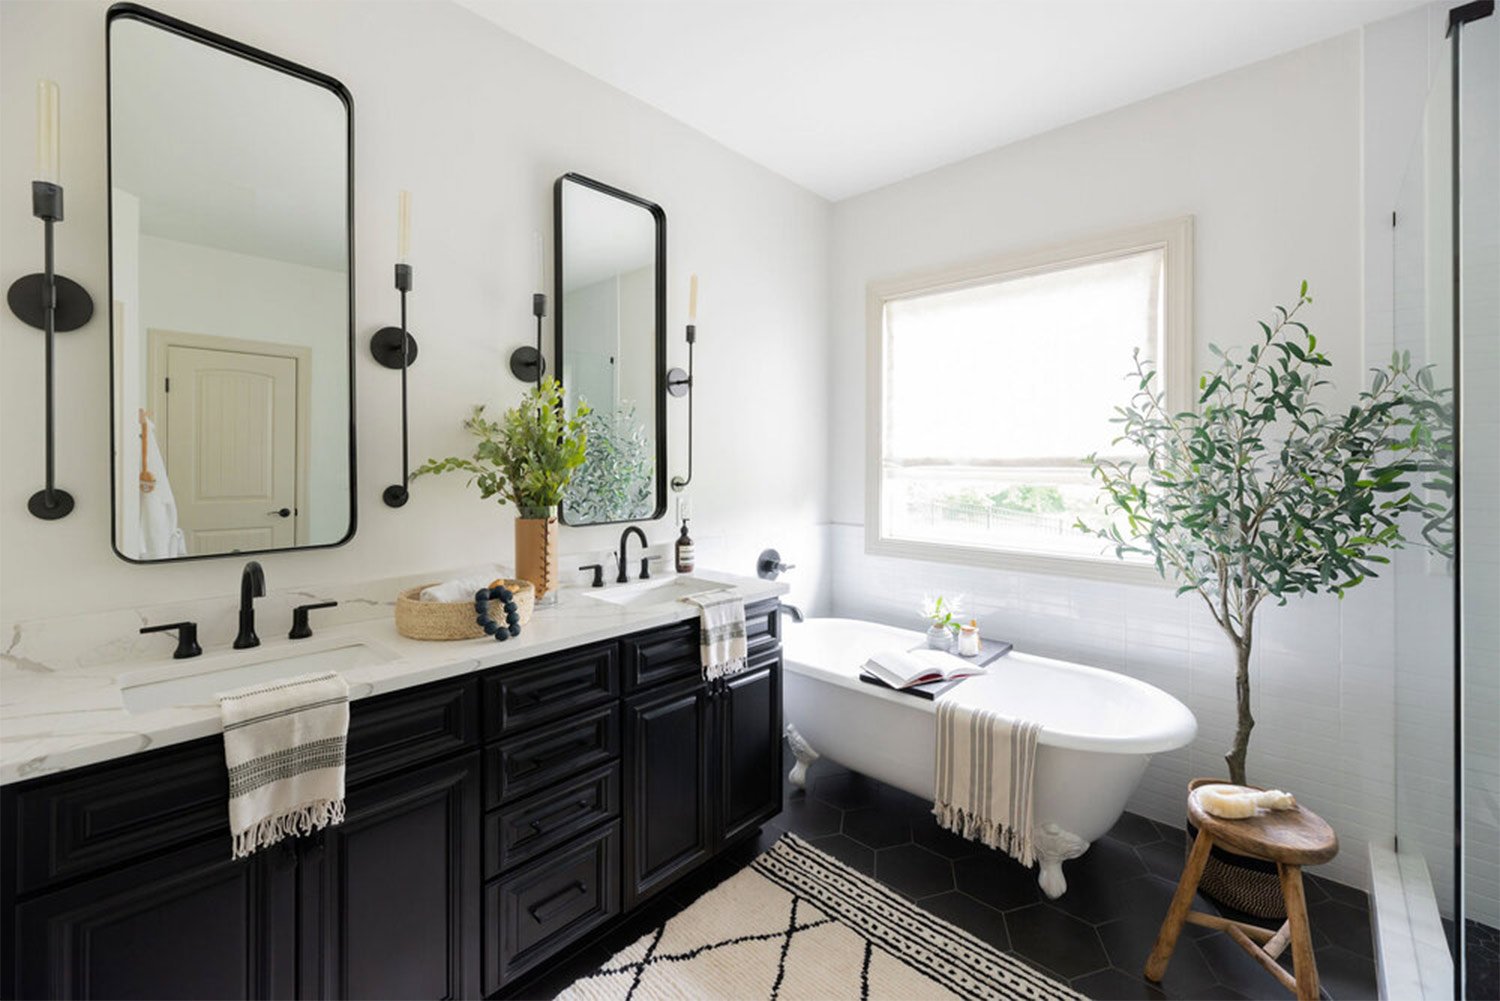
left=957, top=621, right=981, bottom=657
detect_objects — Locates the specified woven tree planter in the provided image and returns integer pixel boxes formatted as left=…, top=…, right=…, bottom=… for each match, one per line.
left=1184, top=777, right=1287, bottom=919
left=514, top=509, right=559, bottom=600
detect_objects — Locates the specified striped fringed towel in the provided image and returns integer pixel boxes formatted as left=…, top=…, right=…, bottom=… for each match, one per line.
left=220, top=671, right=349, bottom=859
left=932, top=692, right=1043, bottom=867
left=684, top=591, right=748, bottom=681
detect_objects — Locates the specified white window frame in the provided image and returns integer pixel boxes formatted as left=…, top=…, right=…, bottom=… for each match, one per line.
left=864, top=216, right=1194, bottom=582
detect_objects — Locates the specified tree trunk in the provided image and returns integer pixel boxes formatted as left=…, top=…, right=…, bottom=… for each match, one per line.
left=1224, top=636, right=1254, bottom=785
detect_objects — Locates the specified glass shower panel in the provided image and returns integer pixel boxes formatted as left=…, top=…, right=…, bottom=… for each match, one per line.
left=1458, top=11, right=1499, bottom=999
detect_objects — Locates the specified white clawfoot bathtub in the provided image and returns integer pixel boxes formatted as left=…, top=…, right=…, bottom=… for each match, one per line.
left=782, top=618, right=1196, bottom=899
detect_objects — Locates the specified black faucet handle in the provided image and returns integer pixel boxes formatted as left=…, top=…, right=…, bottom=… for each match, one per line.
left=289, top=601, right=338, bottom=640
left=577, top=564, right=605, bottom=588
left=140, top=621, right=202, bottom=660
left=640, top=555, right=662, bottom=580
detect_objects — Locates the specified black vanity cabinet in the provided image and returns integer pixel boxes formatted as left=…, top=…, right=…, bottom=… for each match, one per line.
left=1, top=601, right=783, bottom=1000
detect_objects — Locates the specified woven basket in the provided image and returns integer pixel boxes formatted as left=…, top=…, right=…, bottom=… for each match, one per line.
left=394, top=580, right=535, bottom=641
left=1185, top=777, right=1288, bottom=919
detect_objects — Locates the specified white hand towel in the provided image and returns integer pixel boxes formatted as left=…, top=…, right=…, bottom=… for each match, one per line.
left=220, top=671, right=349, bottom=859
left=933, top=692, right=1042, bottom=866
left=420, top=570, right=504, bottom=603
left=685, top=591, right=748, bottom=681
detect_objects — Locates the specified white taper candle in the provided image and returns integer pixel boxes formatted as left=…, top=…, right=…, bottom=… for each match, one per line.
left=36, top=80, right=60, bottom=185
left=396, top=190, right=411, bottom=264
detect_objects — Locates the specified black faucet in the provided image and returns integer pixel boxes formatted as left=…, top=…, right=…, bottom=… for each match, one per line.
left=616, top=526, right=648, bottom=584
left=235, top=561, right=266, bottom=649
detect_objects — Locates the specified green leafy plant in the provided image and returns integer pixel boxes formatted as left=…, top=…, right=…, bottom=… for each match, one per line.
left=1080, top=284, right=1451, bottom=784
left=412, top=380, right=590, bottom=517
left=921, top=594, right=965, bottom=632
left=563, top=403, right=656, bottom=523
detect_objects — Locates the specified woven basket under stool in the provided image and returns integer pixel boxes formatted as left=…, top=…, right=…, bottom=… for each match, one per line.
left=394, top=580, right=535, bottom=641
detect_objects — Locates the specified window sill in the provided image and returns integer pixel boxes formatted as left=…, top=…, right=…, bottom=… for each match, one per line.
left=864, top=531, right=1171, bottom=585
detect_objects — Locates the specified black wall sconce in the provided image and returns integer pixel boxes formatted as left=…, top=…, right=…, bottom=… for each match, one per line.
left=508, top=292, right=546, bottom=384
left=667, top=319, right=695, bottom=492
left=8, top=81, right=94, bottom=520
left=370, top=191, right=417, bottom=508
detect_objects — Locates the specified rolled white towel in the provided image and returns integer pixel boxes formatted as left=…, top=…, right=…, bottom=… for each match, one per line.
left=1197, top=784, right=1297, bottom=820
left=420, top=572, right=502, bottom=603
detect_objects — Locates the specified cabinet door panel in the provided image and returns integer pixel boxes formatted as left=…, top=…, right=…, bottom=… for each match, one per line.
left=302, top=754, right=480, bottom=1001
left=13, top=837, right=292, bottom=1000
left=718, top=655, right=783, bottom=846
left=623, top=677, right=712, bottom=908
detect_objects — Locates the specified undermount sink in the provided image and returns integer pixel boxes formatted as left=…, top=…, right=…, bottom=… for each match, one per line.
left=582, top=575, right=731, bottom=610
left=120, top=638, right=393, bottom=714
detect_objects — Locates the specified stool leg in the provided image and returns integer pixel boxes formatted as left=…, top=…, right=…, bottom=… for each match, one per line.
left=1145, top=830, right=1214, bottom=982
left=1277, top=863, right=1320, bottom=1001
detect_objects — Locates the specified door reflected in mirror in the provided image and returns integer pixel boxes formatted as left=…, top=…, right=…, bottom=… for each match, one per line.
left=555, top=174, right=666, bottom=525
left=108, top=9, right=354, bottom=561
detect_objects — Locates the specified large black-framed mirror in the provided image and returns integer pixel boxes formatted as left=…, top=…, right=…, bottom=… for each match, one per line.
left=106, top=3, right=355, bottom=562
left=554, top=173, right=667, bottom=526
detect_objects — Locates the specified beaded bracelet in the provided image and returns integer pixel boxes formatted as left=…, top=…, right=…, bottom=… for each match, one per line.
left=474, top=585, right=522, bottom=641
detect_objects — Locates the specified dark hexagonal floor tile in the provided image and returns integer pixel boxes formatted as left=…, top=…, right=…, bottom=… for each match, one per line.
left=1005, top=902, right=1110, bottom=978
left=1095, top=907, right=1222, bottom=998
left=1314, top=942, right=1378, bottom=1000
left=1151, top=820, right=1187, bottom=847
left=809, top=770, right=881, bottom=810
left=843, top=805, right=913, bottom=849
left=1070, top=967, right=1167, bottom=1000
left=776, top=791, right=843, bottom=837
left=1052, top=871, right=1172, bottom=926
left=1066, top=835, right=1149, bottom=887
left=874, top=843, right=954, bottom=899
left=917, top=890, right=1010, bottom=951
left=878, top=783, right=936, bottom=820
left=1306, top=873, right=1368, bottom=910
left=807, top=833, right=875, bottom=876
left=1192, top=925, right=1291, bottom=997
left=911, top=816, right=987, bottom=859
left=953, top=851, right=1042, bottom=911
left=1107, top=812, right=1164, bottom=847
left=1137, top=839, right=1189, bottom=882
left=1308, top=897, right=1373, bottom=959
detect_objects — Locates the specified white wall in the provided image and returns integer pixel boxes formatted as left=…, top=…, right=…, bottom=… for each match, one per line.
left=826, top=31, right=1400, bottom=892
left=0, top=0, right=832, bottom=628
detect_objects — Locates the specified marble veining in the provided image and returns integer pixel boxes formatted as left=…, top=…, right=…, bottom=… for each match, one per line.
left=0, top=568, right=785, bottom=786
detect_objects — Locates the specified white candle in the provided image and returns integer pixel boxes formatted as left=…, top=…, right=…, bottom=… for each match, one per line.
left=36, top=80, right=60, bottom=185
left=534, top=231, right=544, bottom=293
left=396, top=190, right=411, bottom=264
left=688, top=273, right=699, bottom=322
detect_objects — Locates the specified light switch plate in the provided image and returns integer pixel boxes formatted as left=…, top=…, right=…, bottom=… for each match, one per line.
left=676, top=493, right=692, bottom=524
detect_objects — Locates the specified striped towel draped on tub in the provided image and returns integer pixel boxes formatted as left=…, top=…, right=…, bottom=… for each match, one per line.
left=220, top=671, right=349, bottom=859
left=932, top=691, right=1043, bottom=867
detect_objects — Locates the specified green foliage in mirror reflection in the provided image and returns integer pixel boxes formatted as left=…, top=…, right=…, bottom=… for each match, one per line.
left=563, top=402, right=656, bottom=523
left=411, top=380, right=590, bottom=517
left=1079, top=284, right=1453, bottom=784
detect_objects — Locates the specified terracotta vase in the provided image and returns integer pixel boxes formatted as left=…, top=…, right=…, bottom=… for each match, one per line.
left=514, top=509, right=559, bottom=601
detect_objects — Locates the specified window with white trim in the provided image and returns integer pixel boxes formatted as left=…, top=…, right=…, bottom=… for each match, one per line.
left=867, top=218, right=1192, bottom=576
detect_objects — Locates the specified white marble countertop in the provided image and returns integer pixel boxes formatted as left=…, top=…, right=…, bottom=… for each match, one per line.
left=0, top=570, right=786, bottom=787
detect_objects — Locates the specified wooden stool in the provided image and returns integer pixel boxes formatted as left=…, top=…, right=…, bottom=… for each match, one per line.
left=1145, top=780, right=1338, bottom=1001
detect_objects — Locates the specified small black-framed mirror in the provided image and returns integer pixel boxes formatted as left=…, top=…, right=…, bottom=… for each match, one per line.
left=554, top=173, right=667, bottom=526
left=106, top=3, right=356, bottom=562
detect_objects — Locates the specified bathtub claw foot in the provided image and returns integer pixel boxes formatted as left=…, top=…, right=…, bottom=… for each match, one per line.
left=1033, top=823, right=1089, bottom=899
left=785, top=724, right=819, bottom=789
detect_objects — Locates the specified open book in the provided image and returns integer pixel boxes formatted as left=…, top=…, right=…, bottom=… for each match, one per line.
left=862, top=648, right=986, bottom=690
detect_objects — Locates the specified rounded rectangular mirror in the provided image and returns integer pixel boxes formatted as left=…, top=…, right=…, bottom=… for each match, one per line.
left=107, top=5, right=354, bottom=561
left=554, top=173, right=667, bottom=525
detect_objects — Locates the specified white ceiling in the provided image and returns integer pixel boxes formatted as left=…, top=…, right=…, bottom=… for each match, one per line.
left=459, top=0, right=1425, bottom=201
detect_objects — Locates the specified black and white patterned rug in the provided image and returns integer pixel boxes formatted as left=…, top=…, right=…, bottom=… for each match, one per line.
left=559, top=833, right=1084, bottom=1000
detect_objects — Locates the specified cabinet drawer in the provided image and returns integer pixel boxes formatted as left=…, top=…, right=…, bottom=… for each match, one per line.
left=745, top=598, right=781, bottom=652
left=482, top=643, right=617, bottom=738
left=482, top=820, right=620, bottom=994
left=11, top=739, right=230, bottom=895
left=484, top=763, right=619, bottom=877
left=347, top=677, right=478, bottom=786
left=621, top=620, right=698, bottom=690
left=484, top=705, right=619, bottom=807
